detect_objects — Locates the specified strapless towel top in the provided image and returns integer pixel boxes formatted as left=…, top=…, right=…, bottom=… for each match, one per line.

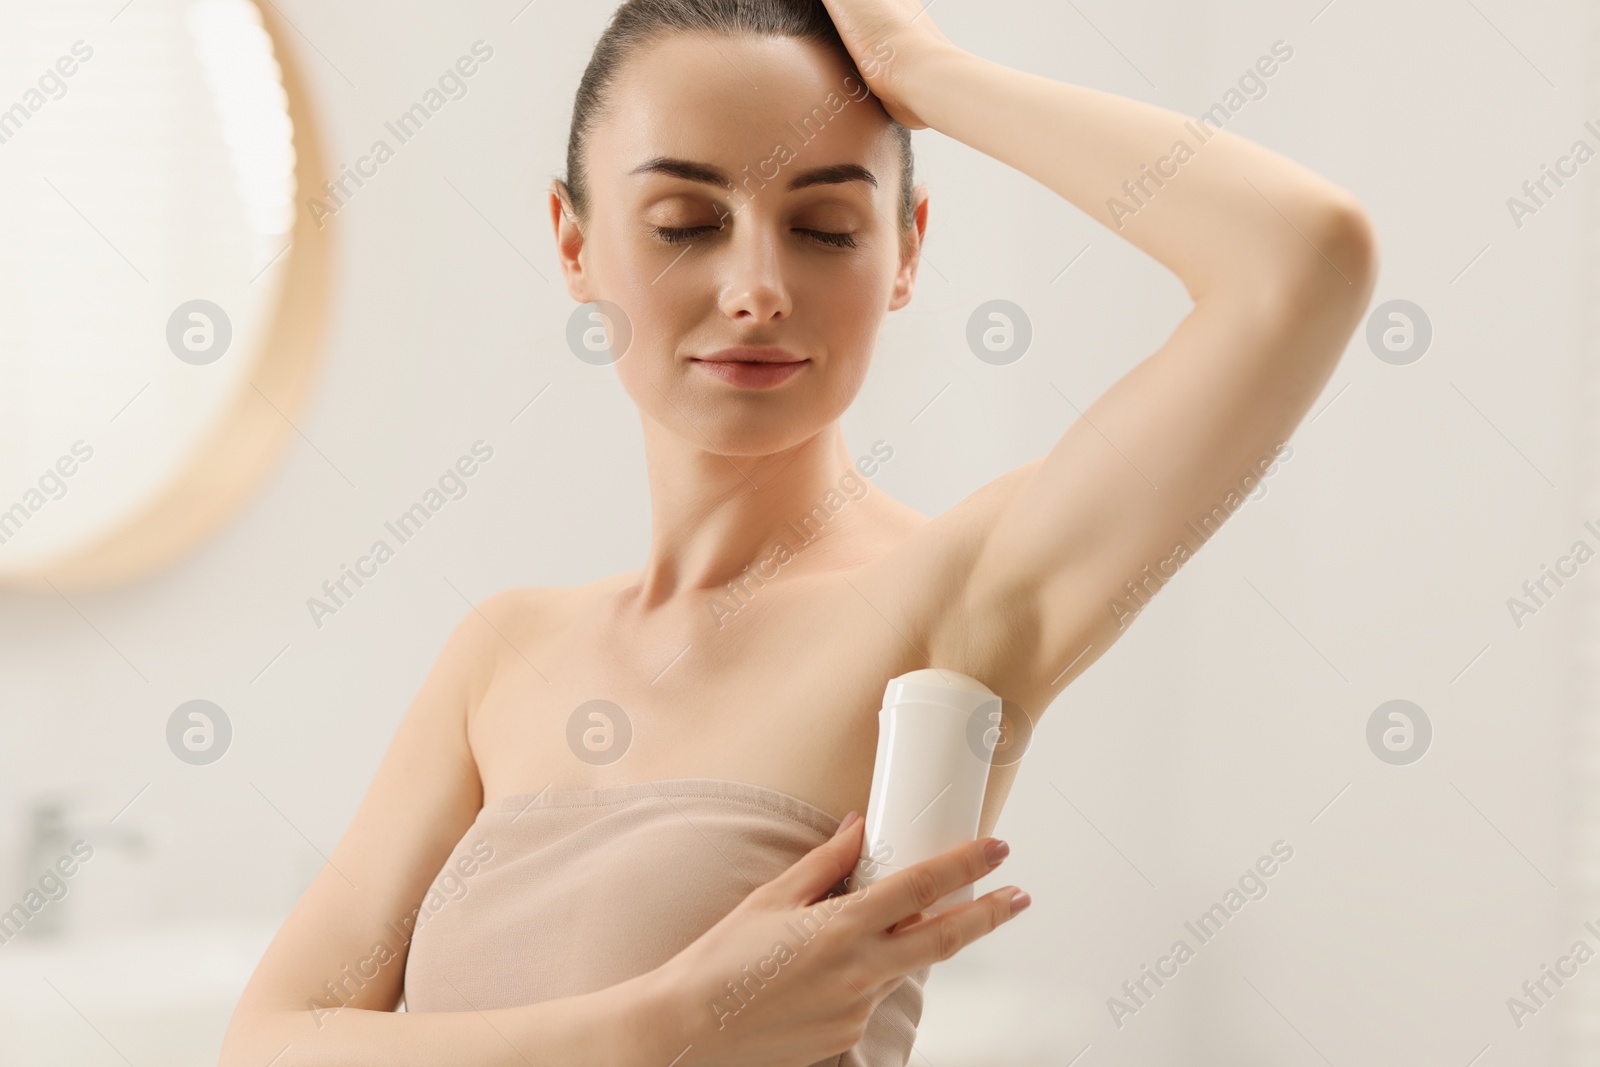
left=400, top=777, right=930, bottom=1067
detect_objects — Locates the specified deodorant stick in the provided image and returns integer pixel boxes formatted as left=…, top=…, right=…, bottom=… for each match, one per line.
left=849, top=668, right=1001, bottom=915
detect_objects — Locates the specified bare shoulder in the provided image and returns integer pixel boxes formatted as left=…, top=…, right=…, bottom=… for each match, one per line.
left=467, top=575, right=633, bottom=638
left=459, top=574, right=635, bottom=702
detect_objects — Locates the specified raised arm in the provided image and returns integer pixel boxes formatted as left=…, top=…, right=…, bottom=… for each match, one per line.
left=218, top=593, right=671, bottom=1066
left=828, top=1, right=1378, bottom=705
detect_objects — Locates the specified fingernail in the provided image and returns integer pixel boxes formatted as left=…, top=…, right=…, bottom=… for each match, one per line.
left=984, top=838, right=1010, bottom=866
left=837, top=810, right=860, bottom=834
left=1009, top=889, right=1031, bottom=916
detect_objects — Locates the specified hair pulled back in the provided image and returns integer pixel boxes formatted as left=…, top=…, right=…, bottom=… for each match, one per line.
left=561, top=0, right=915, bottom=236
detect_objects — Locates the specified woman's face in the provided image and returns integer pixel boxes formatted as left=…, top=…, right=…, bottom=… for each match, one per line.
left=551, top=32, right=927, bottom=457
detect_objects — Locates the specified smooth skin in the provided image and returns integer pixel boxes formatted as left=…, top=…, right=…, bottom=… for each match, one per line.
left=221, top=0, right=1378, bottom=1063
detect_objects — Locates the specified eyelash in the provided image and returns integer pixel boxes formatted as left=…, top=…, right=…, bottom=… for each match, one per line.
left=647, top=224, right=857, bottom=249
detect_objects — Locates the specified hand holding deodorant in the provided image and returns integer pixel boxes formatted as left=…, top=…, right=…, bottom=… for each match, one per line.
left=848, top=668, right=1002, bottom=916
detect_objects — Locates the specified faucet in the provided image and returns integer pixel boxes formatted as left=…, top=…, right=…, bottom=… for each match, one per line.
left=9, top=795, right=148, bottom=942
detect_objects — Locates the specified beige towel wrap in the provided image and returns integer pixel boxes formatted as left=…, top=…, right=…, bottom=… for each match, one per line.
left=402, top=777, right=930, bottom=1067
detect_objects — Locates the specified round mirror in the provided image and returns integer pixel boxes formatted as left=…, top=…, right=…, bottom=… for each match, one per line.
left=0, top=0, right=330, bottom=590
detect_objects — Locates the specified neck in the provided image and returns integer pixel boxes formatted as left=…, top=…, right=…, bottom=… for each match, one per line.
left=623, top=417, right=892, bottom=614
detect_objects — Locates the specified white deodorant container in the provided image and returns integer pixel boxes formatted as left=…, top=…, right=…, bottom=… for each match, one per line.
left=849, top=668, right=1002, bottom=915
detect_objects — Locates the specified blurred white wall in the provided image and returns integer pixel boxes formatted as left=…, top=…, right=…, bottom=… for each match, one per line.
left=0, top=0, right=1591, bottom=1064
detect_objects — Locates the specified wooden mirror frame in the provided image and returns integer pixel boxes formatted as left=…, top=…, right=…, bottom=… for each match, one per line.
left=5, top=0, right=332, bottom=593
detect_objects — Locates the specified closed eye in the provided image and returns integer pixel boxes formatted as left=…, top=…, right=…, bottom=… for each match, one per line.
left=648, top=224, right=719, bottom=244
left=796, top=229, right=857, bottom=249
left=647, top=224, right=857, bottom=249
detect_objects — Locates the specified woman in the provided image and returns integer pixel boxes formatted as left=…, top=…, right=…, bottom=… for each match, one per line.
left=221, top=0, right=1377, bottom=1064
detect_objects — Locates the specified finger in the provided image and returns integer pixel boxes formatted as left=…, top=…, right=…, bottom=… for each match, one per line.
left=886, top=910, right=924, bottom=936
left=766, top=810, right=865, bottom=907
left=852, top=837, right=1002, bottom=930
left=880, top=885, right=1024, bottom=974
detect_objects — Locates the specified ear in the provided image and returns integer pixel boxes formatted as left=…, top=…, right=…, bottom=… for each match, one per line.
left=887, top=184, right=930, bottom=312
left=549, top=179, right=594, bottom=303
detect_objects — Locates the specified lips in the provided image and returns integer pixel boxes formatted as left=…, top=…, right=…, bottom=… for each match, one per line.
left=690, top=347, right=809, bottom=389
left=694, top=347, right=805, bottom=364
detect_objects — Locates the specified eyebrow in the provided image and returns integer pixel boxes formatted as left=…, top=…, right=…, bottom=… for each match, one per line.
left=629, top=156, right=878, bottom=192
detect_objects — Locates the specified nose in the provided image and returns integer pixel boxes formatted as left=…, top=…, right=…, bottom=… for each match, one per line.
left=717, top=221, right=791, bottom=324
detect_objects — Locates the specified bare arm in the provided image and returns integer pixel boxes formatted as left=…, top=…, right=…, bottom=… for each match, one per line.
left=827, top=1, right=1378, bottom=705
left=225, top=978, right=671, bottom=1067
left=218, top=592, right=676, bottom=1066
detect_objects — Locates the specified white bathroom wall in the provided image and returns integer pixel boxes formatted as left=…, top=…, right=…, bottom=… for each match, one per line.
left=0, top=1, right=1590, bottom=1065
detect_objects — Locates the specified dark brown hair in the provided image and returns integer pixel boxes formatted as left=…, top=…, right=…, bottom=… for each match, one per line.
left=561, top=0, right=916, bottom=240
